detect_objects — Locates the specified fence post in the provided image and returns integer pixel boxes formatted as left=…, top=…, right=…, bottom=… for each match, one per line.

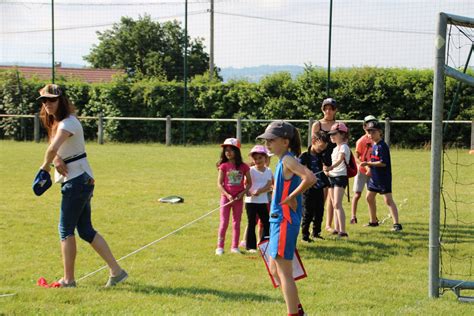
left=236, top=117, right=242, bottom=142
left=385, top=117, right=391, bottom=147
left=34, top=112, right=40, bottom=143
left=470, top=121, right=474, bottom=154
left=308, top=118, right=314, bottom=148
left=166, top=115, right=171, bottom=146
left=98, top=113, right=104, bottom=145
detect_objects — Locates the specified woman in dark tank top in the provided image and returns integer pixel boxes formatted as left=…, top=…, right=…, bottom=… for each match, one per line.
left=311, top=98, right=338, bottom=233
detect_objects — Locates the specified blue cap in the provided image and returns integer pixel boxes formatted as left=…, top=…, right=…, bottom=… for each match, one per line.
left=32, top=169, right=52, bottom=196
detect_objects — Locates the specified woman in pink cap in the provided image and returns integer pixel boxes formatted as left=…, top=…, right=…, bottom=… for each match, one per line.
left=216, top=138, right=252, bottom=255
left=243, top=145, right=273, bottom=252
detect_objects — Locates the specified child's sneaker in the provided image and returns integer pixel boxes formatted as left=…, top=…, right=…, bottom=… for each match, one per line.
left=350, top=217, right=357, bottom=224
left=392, top=223, right=403, bottom=232
left=230, top=248, right=241, bottom=254
left=364, top=221, right=379, bottom=227
left=338, top=232, right=349, bottom=238
left=247, top=249, right=257, bottom=253
left=301, top=236, right=314, bottom=243
left=312, top=233, right=324, bottom=240
left=298, top=303, right=305, bottom=316
left=215, top=248, right=224, bottom=255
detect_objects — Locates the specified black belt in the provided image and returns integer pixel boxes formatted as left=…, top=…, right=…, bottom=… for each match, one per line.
left=63, top=153, right=87, bottom=164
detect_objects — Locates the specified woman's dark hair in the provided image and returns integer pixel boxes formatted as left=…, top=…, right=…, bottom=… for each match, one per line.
left=39, top=90, right=76, bottom=140
left=289, top=127, right=302, bottom=156
left=217, top=145, right=243, bottom=167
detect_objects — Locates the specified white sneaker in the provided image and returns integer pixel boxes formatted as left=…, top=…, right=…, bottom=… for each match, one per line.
left=230, top=248, right=241, bottom=254
left=215, top=248, right=224, bottom=255
left=248, top=249, right=257, bottom=253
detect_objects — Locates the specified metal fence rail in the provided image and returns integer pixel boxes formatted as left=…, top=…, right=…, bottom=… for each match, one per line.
left=0, top=114, right=472, bottom=148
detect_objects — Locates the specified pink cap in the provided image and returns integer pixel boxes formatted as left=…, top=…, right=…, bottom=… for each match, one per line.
left=220, top=138, right=241, bottom=149
left=328, top=122, right=349, bottom=135
left=249, top=145, right=268, bottom=156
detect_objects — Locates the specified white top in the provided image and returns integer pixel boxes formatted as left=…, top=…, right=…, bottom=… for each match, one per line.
left=329, top=143, right=350, bottom=177
left=55, top=115, right=93, bottom=183
left=244, top=166, right=273, bottom=204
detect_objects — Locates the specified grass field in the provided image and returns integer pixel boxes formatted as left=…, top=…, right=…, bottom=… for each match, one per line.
left=0, top=141, right=473, bottom=315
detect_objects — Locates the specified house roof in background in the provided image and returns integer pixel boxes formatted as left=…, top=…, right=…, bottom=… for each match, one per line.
left=0, top=65, right=123, bottom=83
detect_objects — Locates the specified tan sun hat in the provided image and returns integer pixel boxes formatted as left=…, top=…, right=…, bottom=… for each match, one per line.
left=37, top=84, right=62, bottom=100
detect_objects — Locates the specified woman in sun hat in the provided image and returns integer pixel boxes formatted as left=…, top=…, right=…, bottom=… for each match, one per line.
left=37, top=83, right=127, bottom=287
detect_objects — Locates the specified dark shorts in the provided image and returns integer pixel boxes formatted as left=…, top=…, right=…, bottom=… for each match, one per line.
left=59, top=172, right=97, bottom=243
left=367, top=183, right=392, bottom=194
left=329, top=176, right=348, bottom=188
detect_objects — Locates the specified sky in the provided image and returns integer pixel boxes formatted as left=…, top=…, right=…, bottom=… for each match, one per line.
left=1, top=0, right=474, bottom=69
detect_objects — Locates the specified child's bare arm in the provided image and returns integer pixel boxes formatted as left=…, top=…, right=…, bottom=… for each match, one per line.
left=280, top=156, right=316, bottom=210
left=326, top=152, right=345, bottom=171
left=261, top=179, right=273, bottom=193
left=254, top=179, right=273, bottom=196
left=236, top=170, right=252, bottom=200
left=361, top=161, right=386, bottom=168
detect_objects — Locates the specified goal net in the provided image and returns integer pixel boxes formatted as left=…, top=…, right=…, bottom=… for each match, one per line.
left=430, top=12, right=474, bottom=301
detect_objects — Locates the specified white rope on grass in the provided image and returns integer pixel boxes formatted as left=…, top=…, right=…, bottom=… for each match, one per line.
left=0, top=293, right=16, bottom=298
left=77, top=200, right=234, bottom=283
left=379, top=198, right=407, bottom=225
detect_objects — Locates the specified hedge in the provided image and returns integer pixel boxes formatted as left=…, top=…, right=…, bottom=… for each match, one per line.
left=0, top=67, right=472, bottom=146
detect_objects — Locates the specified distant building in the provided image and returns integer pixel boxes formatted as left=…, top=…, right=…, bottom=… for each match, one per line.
left=0, top=64, right=123, bottom=83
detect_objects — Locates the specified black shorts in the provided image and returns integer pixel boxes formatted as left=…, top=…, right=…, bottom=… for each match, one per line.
left=329, top=176, right=348, bottom=188
left=367, top=184, right=392, bottom=194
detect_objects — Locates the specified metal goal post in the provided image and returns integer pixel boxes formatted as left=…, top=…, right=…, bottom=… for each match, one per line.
left=429, top=12, right=474, bottom=299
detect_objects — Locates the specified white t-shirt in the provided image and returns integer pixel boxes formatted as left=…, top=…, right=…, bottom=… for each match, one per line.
left=55, top=115, right=93, bottom=183
left=244, top=166, right=273, bottom=204
left=329, top=143, right=350, bottom=177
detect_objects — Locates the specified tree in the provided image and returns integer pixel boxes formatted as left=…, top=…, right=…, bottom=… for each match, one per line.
left=84, top=15, right=211, bottom=81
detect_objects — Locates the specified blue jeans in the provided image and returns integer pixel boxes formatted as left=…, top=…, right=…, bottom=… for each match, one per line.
left=59, top=172, right=97, bottom=243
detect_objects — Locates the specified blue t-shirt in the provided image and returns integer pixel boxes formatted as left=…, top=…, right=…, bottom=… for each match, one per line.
left=368, top=140, right=392, bottom=191
left=270, top=152, right=303, bottom=226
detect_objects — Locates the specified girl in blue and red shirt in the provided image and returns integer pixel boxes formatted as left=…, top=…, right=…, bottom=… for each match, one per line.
left=257, top=121, right=316, bottom=316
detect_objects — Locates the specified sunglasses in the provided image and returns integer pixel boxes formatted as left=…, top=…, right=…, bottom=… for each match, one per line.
left=41, top=97, right=58, bottom=103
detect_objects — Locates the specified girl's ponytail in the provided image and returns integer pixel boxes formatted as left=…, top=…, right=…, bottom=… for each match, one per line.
left=289, top=127, right=302, bottom=157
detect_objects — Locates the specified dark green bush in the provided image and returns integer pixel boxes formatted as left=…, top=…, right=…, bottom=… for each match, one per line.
left=0, top=67, right=471, bottom=146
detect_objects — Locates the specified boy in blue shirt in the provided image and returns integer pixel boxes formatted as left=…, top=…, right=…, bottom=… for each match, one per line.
left=360, top=121, right=403, bottom=231
left=299, top=131, right=331, bottom=241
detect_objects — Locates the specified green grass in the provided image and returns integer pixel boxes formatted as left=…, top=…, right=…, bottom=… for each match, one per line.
left=0, top=141, right=473, bottom=315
